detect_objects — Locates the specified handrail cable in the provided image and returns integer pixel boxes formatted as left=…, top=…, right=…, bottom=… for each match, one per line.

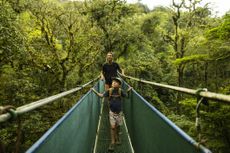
left=120, top=73, right=230, bottom=104
left=0, top=76, right=99, bottom=123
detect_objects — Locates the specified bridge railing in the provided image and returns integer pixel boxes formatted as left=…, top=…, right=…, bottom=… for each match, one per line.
left=120, top=74, right=230, bottom=104
left=0, top=77, right=99, bottom=123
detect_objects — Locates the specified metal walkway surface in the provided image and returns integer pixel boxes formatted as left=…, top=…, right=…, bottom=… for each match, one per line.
left=95, top=98, right=134, bottom=153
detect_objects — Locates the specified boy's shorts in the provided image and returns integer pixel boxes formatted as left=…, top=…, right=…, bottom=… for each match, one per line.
left=109, top=111, right=123, bottom=126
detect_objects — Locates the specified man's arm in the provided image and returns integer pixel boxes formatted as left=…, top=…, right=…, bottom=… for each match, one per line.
left=100, top=71, right=105, bottom=80
left=101, top=64, right=105, bottom=80
left=116, top=63, right=125, bottom=75
left=120, top=69, right=125, bottom=76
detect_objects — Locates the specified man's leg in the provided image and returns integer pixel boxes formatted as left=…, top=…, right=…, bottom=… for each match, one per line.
left=105, top=84, right=110, bottom=91
left=105, top=83, right=111, bottom=111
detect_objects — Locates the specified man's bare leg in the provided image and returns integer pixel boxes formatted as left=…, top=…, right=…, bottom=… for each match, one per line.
left=105, top=84, right=110, bottom=110
left=105, top=84, right=110, bottom=91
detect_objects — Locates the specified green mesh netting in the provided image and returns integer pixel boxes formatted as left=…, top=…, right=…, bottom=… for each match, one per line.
left=122, top=81, right=210, bottom=153
left=26, top=81, right=103, bottom=153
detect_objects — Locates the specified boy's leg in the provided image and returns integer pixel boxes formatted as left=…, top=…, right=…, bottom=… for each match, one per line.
left=109, top=111, right=116, bottom=151
left=114, top=125, right=120, bottom=145
left=110, top=125, right=116, bottom=144
left=115, top=113, right=122, bottom=145
left=116, top=113, right=122, bottom=135
left=117, top=125, right=120, bottom=135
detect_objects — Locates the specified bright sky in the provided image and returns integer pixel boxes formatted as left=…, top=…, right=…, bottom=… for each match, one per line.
left=126, top=0, right=230, bottom=16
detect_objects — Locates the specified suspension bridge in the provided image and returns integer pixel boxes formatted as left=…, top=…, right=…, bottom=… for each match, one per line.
left=1, top=74, right=230, bottom=153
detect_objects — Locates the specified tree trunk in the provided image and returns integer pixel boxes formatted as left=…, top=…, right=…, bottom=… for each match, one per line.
left=14, top=119, right=21, bottom=153
left=0, top=141, right=5, bottom=153
left=215, top=61, right=218, bottom=92
left=204, top=62, right=208, bottom=87
left=177, top=64, right=184, bottom=87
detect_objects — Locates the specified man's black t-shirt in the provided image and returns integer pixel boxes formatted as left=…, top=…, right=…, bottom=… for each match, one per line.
left=102, top=62, right=121, bottom=85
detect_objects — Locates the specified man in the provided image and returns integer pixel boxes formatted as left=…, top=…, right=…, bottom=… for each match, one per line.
left=101, top=52, right=123, bottom=91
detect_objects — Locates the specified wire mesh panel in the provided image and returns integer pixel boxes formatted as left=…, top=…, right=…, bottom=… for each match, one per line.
left=26, top=81, right=103, bottom=153
left=122, top=81, right=211, bottom=153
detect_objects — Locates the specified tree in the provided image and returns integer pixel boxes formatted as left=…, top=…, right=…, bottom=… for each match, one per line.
left=86, top=0, right=137, bottom=53
left=163, top=0, right=210, bottom=87
left=25, top=0, right=102, bottom=90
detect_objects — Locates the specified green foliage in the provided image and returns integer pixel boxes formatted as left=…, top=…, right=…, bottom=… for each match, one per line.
left=0, top=2, right=26, bottom=68
left=168, top=113, right=196, bottom=137
left=174, top=98, right=197, bottom=137
left=173, top=54, right=209, bottom=65
left=206, top=14, right=230, bottom=40
left=201, top=103, right=230, bottom=152
left=1, top=0, right=230, bottom=152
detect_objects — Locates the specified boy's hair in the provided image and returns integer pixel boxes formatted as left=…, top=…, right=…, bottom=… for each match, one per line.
left=112, top=77, right=122, bottom=85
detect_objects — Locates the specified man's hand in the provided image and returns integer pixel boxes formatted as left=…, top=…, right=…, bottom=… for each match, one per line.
left=0, top=105, right=16, bottom=115
left=100, top=76, right=104, bottom=80
left=121, top=69, right=125, bottom=76
left=100, top=71, right=104, bottom=80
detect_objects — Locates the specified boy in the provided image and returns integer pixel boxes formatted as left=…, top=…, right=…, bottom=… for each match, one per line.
left=91, top=77, right=132, bottom=151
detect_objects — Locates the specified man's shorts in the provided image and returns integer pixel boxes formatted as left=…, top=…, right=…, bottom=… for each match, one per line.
left=109, top=111, right=123, bottom=126
left=105, top=79, right=112, bottom=86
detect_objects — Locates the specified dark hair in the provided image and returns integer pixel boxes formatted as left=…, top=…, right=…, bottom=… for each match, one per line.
left=112, top=77, right=122, bottom=85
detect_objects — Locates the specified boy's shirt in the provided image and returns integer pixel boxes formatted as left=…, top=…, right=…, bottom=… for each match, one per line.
left=103, top=88, right=127, bottom=113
